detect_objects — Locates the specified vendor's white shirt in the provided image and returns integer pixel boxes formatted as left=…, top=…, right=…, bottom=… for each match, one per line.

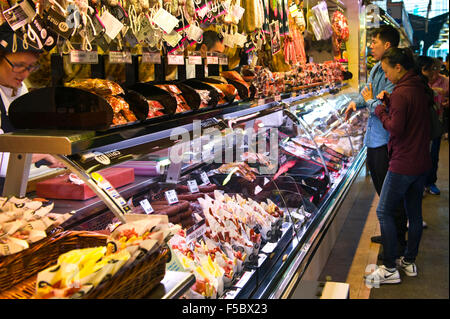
left=0, top=83, right=28, bottom=177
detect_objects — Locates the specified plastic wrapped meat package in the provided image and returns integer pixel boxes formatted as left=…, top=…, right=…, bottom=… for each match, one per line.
left=167, top=190, right=283, bottom=298
left=0, top=197, right=71, bottom=257
left=34, top=214, right=179, bottom=299
left=155, top=84, right=191, bottom=113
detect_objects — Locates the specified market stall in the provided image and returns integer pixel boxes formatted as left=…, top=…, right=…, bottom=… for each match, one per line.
left=0, top=0, right=366, bottom=299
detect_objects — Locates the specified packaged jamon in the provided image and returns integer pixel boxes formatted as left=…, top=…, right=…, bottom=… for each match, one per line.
left=195, top=90, right=212, bottom=109
left=65, top=79, right=125, bottom=96
left=0, top=197, right=71, bottom=257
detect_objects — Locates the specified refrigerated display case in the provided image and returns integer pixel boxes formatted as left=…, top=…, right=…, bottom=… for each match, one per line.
left=0, top=83, right=368, bottom=299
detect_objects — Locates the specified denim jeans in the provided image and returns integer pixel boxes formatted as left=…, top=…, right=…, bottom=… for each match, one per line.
left=376, top=171, right=427, bottom=268
left=426, top=136, right=441, bottom=186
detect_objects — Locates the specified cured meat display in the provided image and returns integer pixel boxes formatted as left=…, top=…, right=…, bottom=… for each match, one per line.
left=65, top=79, right=138, bottom=127
left=155, top=85, right=191, bottom=113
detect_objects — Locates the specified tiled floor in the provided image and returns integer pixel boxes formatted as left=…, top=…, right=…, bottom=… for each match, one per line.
left=319, top=139, right=449, bottom=299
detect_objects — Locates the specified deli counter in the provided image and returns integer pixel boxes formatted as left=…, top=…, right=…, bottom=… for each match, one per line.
left=0, top=84, right=367, bottom=299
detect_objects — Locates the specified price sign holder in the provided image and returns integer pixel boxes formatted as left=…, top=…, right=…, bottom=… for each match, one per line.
left=187, top=180, right=199, bottom=193
left=165, top=189, right=179, bottom=205
left=140, top=199, right=154, bottom=214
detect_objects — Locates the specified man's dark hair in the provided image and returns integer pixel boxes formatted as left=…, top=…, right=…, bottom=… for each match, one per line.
left=195, top=30, right=223, bottom=51
left=372, top=25, right=400, bottom=48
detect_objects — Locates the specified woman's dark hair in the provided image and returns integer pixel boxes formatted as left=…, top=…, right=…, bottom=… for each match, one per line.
left=380, top=47, right=415, bottom=70
left=416, top=55, right=435, bottom=72
left=382, top=48, right=435, bottom=106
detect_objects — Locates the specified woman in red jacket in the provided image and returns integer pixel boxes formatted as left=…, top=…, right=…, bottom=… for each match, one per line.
left=365, top=48, right=432, bottom=286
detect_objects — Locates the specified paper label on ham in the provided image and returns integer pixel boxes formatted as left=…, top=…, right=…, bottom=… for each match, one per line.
left=152, top=7, right=179, bottom=34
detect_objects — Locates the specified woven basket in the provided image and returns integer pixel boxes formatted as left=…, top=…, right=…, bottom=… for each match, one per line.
left=0, top=245, right=170, bottom=299
left=82, top=246, right=170, bottom=299
left=0, top=230, right=107, bottom=294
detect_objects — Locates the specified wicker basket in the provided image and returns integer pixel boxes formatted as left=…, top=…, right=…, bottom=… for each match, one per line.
left=82, top=246, right=170, bottom=299
left=0, top=244, right=170, bottom=299
left=0, top=230, right=107, bottom=294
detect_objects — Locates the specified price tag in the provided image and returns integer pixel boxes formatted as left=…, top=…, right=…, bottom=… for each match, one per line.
left=261, top=242, right=277, bottom=254
left=185, top=219, right=206, bottom=244
left=186, top=24, right=203, bottom=42
left=197, top=3, right=210, bottom=19
left=100, top=10, right=124, bottom=40
left=152, top=7, right=179, bottom=34
left=70, top=50, right=99, bottom=64
left=275, top=95, right=282, bottom=102
left=258, top=254, right=268, bottom=267
left=168, top=54, right=185, bottom=65
left=3, top=3, right=33, bottom=31
left=188, top=55, right=202, bottom=65
left=142, top=52, right=161, bottom=64
left=206, top=55, right=219, bottom=65
left=257, top=98, right=266, bottom=106
left=232, top=5, right=245, bottom=21
left=234, top=270, right=255, bottom=288
left=219, top=55, right=228, bottom=65
left=165, top=190, right=179, bottom=205
left=187, top=180, right=199, bottom=194
left=254, top=185, right=263, bottom=195
left=140, top=199, right=154, bottom=214
left=109, top=51, right=132, bottom=64
left=264, top=177, right=270, bottom=185
left=234, top=33, right=248, bottom=47
left=200, top=171, right=210, bottom=185
left=223, top=34, right=235, bottom=48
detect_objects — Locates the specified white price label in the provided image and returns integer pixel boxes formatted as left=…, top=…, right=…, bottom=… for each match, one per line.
left=140, top=199, right=154, bottom=214
left=167, top=54, right=185, bottom=65
left=187, top=180, right=199, bottom=194
left=197, top=3, right=210, bottom=19
left=109, top=51, right=132, bottom=64
left=257, top=98, right=266, bottom=106
left=200, top=172, right=210, bottom=185
left=234, top=270, right=255, bottom=288
left=185, top=219, right=206, bottom=244
left=261, top=242, right=277, bottom=254
left=264, top=177, right=270, bottom=185
left=258, top=254, right=268, bottom=267
left=188, top=55, right=202, bottom=65
left=165, top=190, right=179, bottom=205
left=70, top=50, right=99, bottom=64
left=100, top=10, right=124, bottom=40
left=223, top=34, right=235, bottom=48
left=152, top=7, right=179, bottom=34
left=254, top=185, right=263, bottom=195
left=206, top=55, right=219, bottom=64
left=142, top=52, right=161, bottom=64
left=219, top=56, right=228, bottom=65
left=232, top=5, right=245, bottom=21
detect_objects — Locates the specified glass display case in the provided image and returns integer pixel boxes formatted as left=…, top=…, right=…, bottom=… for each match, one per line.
left=0, top=85, right=368, bottom=299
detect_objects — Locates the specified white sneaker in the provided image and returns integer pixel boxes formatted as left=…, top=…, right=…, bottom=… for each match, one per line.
left=364, top=265, right=401, bottom=286
left=398, top=257, right=418, bottom=277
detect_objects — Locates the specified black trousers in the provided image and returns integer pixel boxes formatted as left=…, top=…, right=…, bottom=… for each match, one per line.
left=367, top=145, right=408, bottom=255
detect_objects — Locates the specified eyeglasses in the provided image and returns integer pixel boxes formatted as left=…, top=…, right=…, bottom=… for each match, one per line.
left=3, top=55, right=40, bottom=73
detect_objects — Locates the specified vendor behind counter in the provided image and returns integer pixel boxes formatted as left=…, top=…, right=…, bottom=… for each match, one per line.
left=0, top=23, right=65, bottom=195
